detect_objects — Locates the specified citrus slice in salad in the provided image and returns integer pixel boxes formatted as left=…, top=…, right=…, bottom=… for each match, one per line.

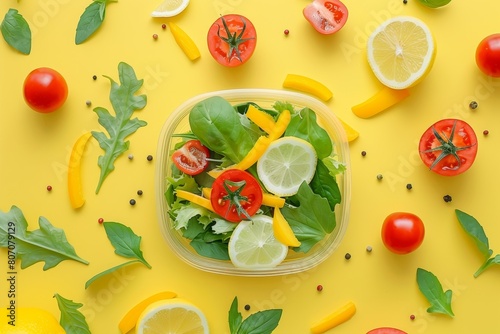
left=257, top=136, right=317, bottom=197
left=228, top=215, right=288, bottom=269
left=136, top=299, right=209, bottom=334
left=367, top=16, right=436, bottom=89
left=151, top=0, right=189, bottom=17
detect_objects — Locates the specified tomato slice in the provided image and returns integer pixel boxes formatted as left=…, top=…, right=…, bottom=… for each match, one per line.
left=367, top=328, right=407, bottom=334
left=419, top=119, right=478, bottom=176
left=211, top=169, right=263, bottom=222
left=171, top=140, right=210, bottom=175
left=207, top=14, right=257, bottom=67
left=303, top=0, right=348, bottom=35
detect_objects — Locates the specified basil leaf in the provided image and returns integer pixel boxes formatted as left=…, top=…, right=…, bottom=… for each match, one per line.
left=417, top=0, right=452, bottom=8
left=1, top=8, right=31, bottom=54
left=54, top=293, right=91, bottom=333
left=455, top=209, right=492, bottom=259
left=102, top=222, right=151, bottom=268
left=416, top=268, right=454, bottom=317
left=85, top=260, right=140, bottom=289
left=75, top=1, right=106, bottom=44
left=475, top=254, right=500, bottom=278
left=237, top=309, right=282, bottom=334
left=228, top=297, right=243, bottom=334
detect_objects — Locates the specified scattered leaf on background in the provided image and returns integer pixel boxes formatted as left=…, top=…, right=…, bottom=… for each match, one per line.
left=1, top=8, right=31, bottom=54
left=54, top=293, right=91, bottom=334
left=416, top=268, right=454, bottom=317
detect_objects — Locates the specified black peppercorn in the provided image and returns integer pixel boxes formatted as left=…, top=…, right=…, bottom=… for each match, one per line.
left=443, top=195, right=452, bottom=203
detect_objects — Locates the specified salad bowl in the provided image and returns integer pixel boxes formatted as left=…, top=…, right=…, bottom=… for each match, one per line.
left=155, top=89, right=351, bottom=276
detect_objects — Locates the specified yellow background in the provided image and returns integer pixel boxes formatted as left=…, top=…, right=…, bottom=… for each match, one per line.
left=1, top=0, right=500, bottom=333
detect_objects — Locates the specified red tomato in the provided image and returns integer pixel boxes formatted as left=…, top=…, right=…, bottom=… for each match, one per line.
left=367, top=328, right=407, bottom=334
left=211, top=169, right=263, bottom=223
left=171, top=140, right=210, bottom=175
left=419, top=119, right=478, bottom=176
left=381, top=212, right=425, bottom=255
left=476, top=33, right=500, bottom=77
left=303, top=0, right=348, bottom=35
left=23, top=67, right=68, bottom=113
left=207, top=14, right=257, bottom=67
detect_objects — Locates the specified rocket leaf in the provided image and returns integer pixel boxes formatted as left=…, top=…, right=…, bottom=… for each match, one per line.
left=92, top=62, right=147, bottom=193
left=416, top=268, right=454, bottom=317
left=0, top=206, right=89, bottom=270
left=54, top=293, right=91, bottom=334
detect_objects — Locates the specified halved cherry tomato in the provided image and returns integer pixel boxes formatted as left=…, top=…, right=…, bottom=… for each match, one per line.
left=381, top=212, right=425, bottom=255
left=23, top=67, right=68, bottom=113
left=367, top=328, right=407, bottom=334
left=171, top=140, right=210, bottom=175
left=303, top=0, right=348, bottom=35
left=207, top=14, right=257, bottom=67
left=476, top=33, right=500, bottom=77
left=419, top=119, right=478, bottom=176
left=211, top=169, right=263, bottom=222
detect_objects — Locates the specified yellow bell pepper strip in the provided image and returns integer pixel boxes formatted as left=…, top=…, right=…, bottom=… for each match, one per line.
left=176, top=190, right=214, bottom=212
left=202, top=187, right=284, bottom=208
left=233, top=135, right=272, bottom=171
left=68, top=132, right=92, bottom=209
left=118, top=291, right=177, bottom=334
left=352, top=86, right=410, bottom=118
left=246, top=104, right=276, bottom=134
left=338, top=118, right=359, bottom=142
left=168, top=22, right=201, bottom=61
left=268, top=109, right=291, bottom=141
left=310, top=301, right=356, bottom=334
left=283, top=74, right=333, bottom=101
left=273, top=207, right=300, bottom=247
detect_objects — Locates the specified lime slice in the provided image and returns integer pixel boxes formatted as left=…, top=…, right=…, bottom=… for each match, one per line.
left=151, top=0, right=189, bottom=17
left=228, top=215, right=288, bottom=269
left=257, top=136, right=317, bottom=197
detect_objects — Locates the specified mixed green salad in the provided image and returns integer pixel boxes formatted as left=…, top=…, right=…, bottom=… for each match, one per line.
left=164, top=96, right=345, bottom=261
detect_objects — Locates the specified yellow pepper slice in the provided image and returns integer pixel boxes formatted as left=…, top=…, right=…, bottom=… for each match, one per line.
left=352, top=86, right=410, bottom=118
left=310, top=301, right=356, bottom=334
left=233, top=135, right=272, bottom=171
left=283, top=74, right=333, bottom=101
left=68, top=132, right=92, bottom=209
left=176, top=190, right=214, bottom=211
left=273, top=207, right=300, bottom=247
left=168, top=22, right=201, bottom=61
left=246, top=105, right=276, bottom=134
left=268, top=109, right=291, bottom=141
left=338, top=118, right=359, bottom=142
left=202, top=187, right=284, bottom=208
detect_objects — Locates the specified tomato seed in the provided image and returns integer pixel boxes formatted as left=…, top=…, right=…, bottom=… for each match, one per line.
left=483, top=130, right=489, bottom=135
left=244, top=304, right=251, bottom=311
left=98, top=218, right=104, bottom=224
left=443, top=194, right=452, bottom=203
left=130, top=199, right=136, bottom=206
left=153, top=34, right=158, bottom=40
left=317, top=284, right=323, bottom=291
left=469, top=101, right=478, bottom=109
left=345, top=253, right=351, bottom=260
left=46, top=185, right=52, bottom=191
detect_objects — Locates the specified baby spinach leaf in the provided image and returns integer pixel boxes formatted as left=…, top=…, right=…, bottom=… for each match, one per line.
left=228, top=296, right=282, bottom=334
left=228, top=297, right=243, bottom=334
left=309, top=159, right=341, bottom=211
left=54, top=293, right=91, bottom=334
left=75, top=0, right=114, bottom=44
left=92, top=62, right=147, bottom=193
left=189, top=96, right=254, bottom=163
left=281, top=182, right=336, bottom=253
left=416, top=268, right=454, bottom=317
left=285, top=107, right=332, bottom=159
left=0, top=206, right=89, bottom=270
left=1, top=9, right=31, bottom=54
left=417, top=0, right=452, bottom=8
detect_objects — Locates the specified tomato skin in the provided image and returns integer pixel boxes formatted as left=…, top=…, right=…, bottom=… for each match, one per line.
left=381, top=212, right=425, bottom=255
left=303, top=0, right=348, bottom=35
left=172, top=140, right=210, bottom=175
left=211, top=169, right=263, bottom=223
left=476, top=34, right=500, bottom=77
left=207, top=14, right=257, bottom=67
left=367, top=328, right=407, bottom=334
left=23, top=67, right=68, bottom=113
left=419, top=119, right=478, bottom=176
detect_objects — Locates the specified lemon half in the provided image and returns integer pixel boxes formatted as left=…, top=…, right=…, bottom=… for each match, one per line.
left=151, top=0, right=189, bottom=17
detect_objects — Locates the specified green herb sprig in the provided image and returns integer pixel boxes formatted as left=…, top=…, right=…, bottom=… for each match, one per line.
left=416, top=268, right=454, bottom=317
left=228, top=297, right=282, bottom=334
left=54, top=294, right=91, bottom=334
left=1, top=8, right=31, bottom=54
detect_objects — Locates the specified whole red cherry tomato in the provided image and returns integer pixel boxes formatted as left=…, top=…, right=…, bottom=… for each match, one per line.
left=171, top=140, right=210, bottom=175
left=381, top=212, right=425, bottom=255
left=23, top=67, right=68, bottom=113
left=476, top=33, right=500, bottom=77
left=419, top=119, right=478, bottom=176
left=207, top=14, right=257, bottom=67
left=211, top=169, right=263, bottom=223
left=303, top=0, right=348, bottom=35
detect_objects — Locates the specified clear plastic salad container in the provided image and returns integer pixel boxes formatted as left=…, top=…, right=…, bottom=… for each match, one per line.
left=155, top=89, right=351, bottom=276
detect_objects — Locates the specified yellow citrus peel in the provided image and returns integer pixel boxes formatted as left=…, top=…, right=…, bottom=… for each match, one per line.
left=273, top=207, right=300, bottom=247
left=310, top=301, right=356, bottom=334
left=351, top=87, right=410, bottom=118
left=68, top=132, right=92, bottom=209
left=283, top=74, right=333, bottom=101
left=118, top=291, right=177, bottom=334
left=168, top=22, right=200, bottom=61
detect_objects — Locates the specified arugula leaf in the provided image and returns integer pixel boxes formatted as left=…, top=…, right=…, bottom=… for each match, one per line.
left=1, top=9, right=31, bottom=54
left=281, top=182, right=336, bottom=253
left=54, top=293, right=91, bottom=334
left=285, top=107, right=332, bottom=159
left=75, top=0, right=114, bottom=44
left=85, top=222, right=150, bottom=288
left=92, top=62, right=147, bottom=193
left=228, top=297, right=282, bottom=334
left=0, top=206, right=89, bottom=270
left=309, top=159, right=341, bottom=211
left=416, top=268, right=454, bottom=317
left=475, top=254, right=500, bottom=277
left=417, top=0, right=452, bottom=8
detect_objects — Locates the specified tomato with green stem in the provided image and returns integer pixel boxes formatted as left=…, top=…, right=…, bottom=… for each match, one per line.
left=419, top=119, right=478, bottom=176
left=303, top=0, right=348, bottom=35
left=367, top=328, right=407, bottom=334
left=207, top=14, right=257, bottom=67
left=381, top=212, right=425, bottom=255
left=23, top=67, right=68, bottom=113
left=172, top=140, right=210, bottom=175
left=476, top=33, right=500, bottom=77
left=211, top=169, right=263, bottom=222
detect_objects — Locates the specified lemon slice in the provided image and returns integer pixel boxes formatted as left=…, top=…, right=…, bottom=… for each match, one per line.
left=367, top=16, right=436, bottom=89
left=136, top=299, right=209, bottom=334
left=257, top=136, right=317, bottom=197
left=151, top=0, right=189, bottom=17
left=228, top=215, right=288, bottom=269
